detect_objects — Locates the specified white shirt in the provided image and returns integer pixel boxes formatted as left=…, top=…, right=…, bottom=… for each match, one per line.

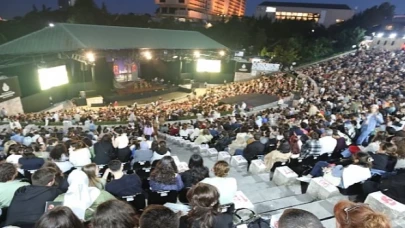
left=69, top=148, right=91, bottom=167
left=201, top=176, right=237, bottom=205
left=179, top=129, right=189, bottom=137
left=319, top=136, right=337, bottom=154
left=151, top=151, right=171, bottom=163
left=6, top=154, right=22, bottom=164
left=113, top=134, right=129, bottom=149
left=55, top=161, right=74, bottom=173
left=342, top=165, right=371, bottom=189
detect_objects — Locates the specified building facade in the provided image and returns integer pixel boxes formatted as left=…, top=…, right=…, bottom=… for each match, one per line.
left=370, top=15, right=405, bottom=51
left=254, top=1, right=354, bottom=28
left=155, top=0, right=246, bottom=20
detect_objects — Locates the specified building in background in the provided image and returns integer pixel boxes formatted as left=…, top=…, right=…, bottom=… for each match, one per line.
left=155, top=0, right=246, bottom=21
left=254, top=1, right=354, bottom=27
left=370, top=15, right=405, bottom=51
left=58, top=0, right=76, bottom=9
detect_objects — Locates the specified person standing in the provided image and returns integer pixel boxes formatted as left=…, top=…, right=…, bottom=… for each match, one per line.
left=357, top=105, right=384, bottom=145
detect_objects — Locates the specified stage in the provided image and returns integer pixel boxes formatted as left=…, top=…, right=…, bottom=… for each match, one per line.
left=220, top=93, right=279, bottom=108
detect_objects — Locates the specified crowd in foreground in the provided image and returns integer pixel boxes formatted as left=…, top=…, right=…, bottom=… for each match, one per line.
left=0, top=48, right=404, bottom=227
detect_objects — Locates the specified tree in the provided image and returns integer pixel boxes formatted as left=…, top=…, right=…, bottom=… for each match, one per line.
left=32, top=4, right=38, bottom=13
left=101, top=2, right=108, bottom=14
left=273, top=45, right=300, bottom=66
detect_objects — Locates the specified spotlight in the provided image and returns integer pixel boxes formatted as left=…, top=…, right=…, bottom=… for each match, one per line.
left=143, top=51, right=152, bottom=60
left=389, top=33, right=397, bottom=39
left=86, top=52, right=95, bottom=62
left=311, top=29, right=315, bottom=33
left=193, top=51, right=200, bottom=58
left=49, top=23, right=55, bottom=27
left=376, top=32, right=384, bottom=38
left=219, top=50, right=225, bottom=56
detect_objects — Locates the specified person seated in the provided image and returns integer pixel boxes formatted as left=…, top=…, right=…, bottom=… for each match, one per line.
left=149, top=156, right=184, bottom=192
left=369, top=142, right=396, bottom=172
left=91, top=200, right=138, bottom=228
left=18, top=147, right=45, bottom=171
left=139, top=205, right=179, bottom=228
left=151, top=142, right=171, bottom=163
left=50, top=144, right=74, bottom=173
left=82, top=163, right=106, bottom=190
left=264, top=138, right=291, bottom=171
left=93, top=134, right=115, bottom=165
left=54, top=170, right=115, bottom=221
left=42, top=161, right=69, bottom=193
left=0, top=163, right=30, bottom=208
left=5, top=168, right=62, bottom=226
left=297, top=152, right=372, bottom=189
left=300, top=131, right=322, bottom=158
left=181, top=154, right=209, bottom=188
left=103, top=160, right=143, bottom=197
left=35, top=206, right=85, bottom=228
left=334, top=200, right=391, bottom=228
left=201, top=161, right=237, bottom=205
left=68, top=141, right=92, bottom=168
left=214, top=131, right=232, bottom=152
left=194, top=129, right=213, bottom=145
left=278, top=208, right=323, bottom=228
left=179, top=183, right=233, bottom=228
left=132, top=139, right=153, bottom=163
left=242, top=133, right=265, bottom=165
left=5, top=144, right=23, bottom=165
left=228, top=133, right=247, bottom=155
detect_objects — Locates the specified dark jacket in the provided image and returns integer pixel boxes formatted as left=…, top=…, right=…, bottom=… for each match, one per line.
left=93, top=141, right=115, bottom=165
left=180, top=167, right=209, bottom=188
left=243, top=141, right=265, bottom=161
left=19, top=157, right=45, bottom=171
left=6, top=186, right=61, bottom=226
left=179, top=212, right=233, bottom=228
left=370, top=153, right=389, bottom=171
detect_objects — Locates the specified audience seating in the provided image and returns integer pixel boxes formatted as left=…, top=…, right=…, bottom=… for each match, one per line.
left=133, top=161, right=151, bottom=171
left=217, top=151, right=232, bottom=163
left=249, top=159, right=266, bottom=174
left=231, top=155, right=248, bottom=168
left=365, top=191, right=405, bottom=220
left=271, top=161, right=289, bottom=173
left=307, top=177, right=340, bottom=200
left=148, top=190, right=178, bottom=205
left=178, top=187, right=191, bottom=204
left=272, top=166, right=298, bottom=185
left=121, top=193, right=146, bottom=212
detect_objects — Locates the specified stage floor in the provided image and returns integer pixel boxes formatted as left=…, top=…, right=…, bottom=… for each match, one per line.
left=220, top=93, right=279, bottom=108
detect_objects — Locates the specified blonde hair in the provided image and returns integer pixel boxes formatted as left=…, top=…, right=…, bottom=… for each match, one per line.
left=82, top=163, right=104, bottom=189
left=213, top=161, right=230, bottom=178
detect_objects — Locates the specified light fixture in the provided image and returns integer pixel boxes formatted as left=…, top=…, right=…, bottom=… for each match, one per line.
left=143, top=51, right=152, bottom=60
left=173, top=56, right=178, bottom=59
left=389, top=33, right=397, bottom=38
left=311, top=29, right=315, bottom=33
left=49, top=23, right=55, bottom=27
left=193, top=51, right=200, bottom=58
left=219, top=50, right=225, bottom=56
left=376, top=32, right=384, bottom=38
left=86, top=52, right=95, bottom=62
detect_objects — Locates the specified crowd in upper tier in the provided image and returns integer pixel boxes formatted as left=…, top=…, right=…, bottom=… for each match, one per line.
left=0, top=49, right=405, bottom=228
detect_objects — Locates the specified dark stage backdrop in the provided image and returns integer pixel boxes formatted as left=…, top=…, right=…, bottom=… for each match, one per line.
left=140, top=59, right=181, bottom=84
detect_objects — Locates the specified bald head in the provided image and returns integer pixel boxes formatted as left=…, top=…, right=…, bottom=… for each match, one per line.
left=278, top=209, right=324, bottom=228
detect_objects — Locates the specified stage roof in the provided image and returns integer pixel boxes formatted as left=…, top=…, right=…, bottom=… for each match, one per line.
left=0, top=23, right=227, bottom=56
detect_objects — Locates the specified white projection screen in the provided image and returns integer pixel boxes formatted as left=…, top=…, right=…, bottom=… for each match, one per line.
left=196, top=59, right=221, bottom=73
left=38, top=65, right=69, bottom=90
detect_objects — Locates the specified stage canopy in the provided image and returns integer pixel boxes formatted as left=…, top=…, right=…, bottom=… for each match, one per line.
left=0, top=23, right=227, bottom=56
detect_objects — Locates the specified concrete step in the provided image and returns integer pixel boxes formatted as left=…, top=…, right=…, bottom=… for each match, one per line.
left=321, top=218, right=336, bottom=228
left=248, top=184, right=303, bottom=204
left=254, top=193, right=316, bottom=214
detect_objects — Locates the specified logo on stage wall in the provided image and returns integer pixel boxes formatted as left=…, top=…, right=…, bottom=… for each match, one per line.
left=2, top=83, right=9, bottom=92
left=236, top=62, right=252, bottom=73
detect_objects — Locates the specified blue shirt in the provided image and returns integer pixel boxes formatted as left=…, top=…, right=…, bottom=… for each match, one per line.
left=10, top=134, right=24, bottom=144
left=149, top=174, right=184, bottom=191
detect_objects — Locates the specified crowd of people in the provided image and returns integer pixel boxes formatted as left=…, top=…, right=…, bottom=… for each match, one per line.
left=0, top=48, right=404, bottom=227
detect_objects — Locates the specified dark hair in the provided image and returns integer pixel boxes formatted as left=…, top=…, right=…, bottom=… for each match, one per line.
left=159, top=141, right=167, bottom=147
left=32, top=168, right=56, bottom=186
left=31, top=142, right=41, bottom=152
left=150, top=156, right=178, bottom=184
left=156, top=145, right=168, bottom=155
left=82, top=137, right=93, bottom=147
left=278, top=208, right=323, bottom=228
left=140, top=205, right=179, bottom=228
left=151, top=141, right=159, bottom=152
left=92, top=200, right=138, bottom=228
left=253, top=133, right=261, bottom=141
left=100, top=134, right=112, bottom=143
left=353, top=152, right=373, bottom=168
left=0, top=162, right=17, bottom=182
left=47, top=137, right=59, bottom=146
left=82, top=163, right=103, bottom=188
left=188, top=154, right=204, bottom=169
left=108, top=160, right=122, bottom=172
left=309, top=131, right=319, bottom=140
left=50, top=144, right=68, bottom=161
left=35, top=206, right=84, bottom=228
left=186, top=183, right=220, bottom=228
left=22, top=146, right=36, bottom=159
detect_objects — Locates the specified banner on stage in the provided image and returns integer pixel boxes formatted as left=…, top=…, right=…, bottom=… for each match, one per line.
left=0, top=77, right=21, bottom=103
left=252, top=63, right=280, bottom=72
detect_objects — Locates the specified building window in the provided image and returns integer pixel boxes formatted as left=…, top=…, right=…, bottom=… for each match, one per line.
left=384, top=41, right=388, bottom=46
left=161, top=7, right=167, bottom=13
left=377, top=40, right=381, bottom=45
left=392, top=41, right=395, bottom=46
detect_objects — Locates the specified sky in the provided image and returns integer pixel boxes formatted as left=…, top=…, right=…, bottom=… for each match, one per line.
left=0, top=0, right=404, bottom=19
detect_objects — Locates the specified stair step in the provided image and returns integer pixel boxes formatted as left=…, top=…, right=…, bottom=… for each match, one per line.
left=254, top=194, right=316, bottom=214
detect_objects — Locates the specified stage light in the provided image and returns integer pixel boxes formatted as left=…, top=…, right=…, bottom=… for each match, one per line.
left=49, top=23, right=55, bottom=27
left=143, top=51, right=152, bottom=60
left=196, top=59, right=221, bottom=73
left=311, top=29, right=315, bottom=33
left=86, top=52, right=95, bottom=62
left=194, top=51, right=201, bottom=58
left=389, top=33, right=397, bottom=38
left=219, top=50, right=225, bottom=56
left=376, top=32, right=384, bottom=38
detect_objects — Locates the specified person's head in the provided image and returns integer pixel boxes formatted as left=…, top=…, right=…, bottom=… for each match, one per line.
left=278, top=208, right=323, bottom=228
left=82, top=137, right=93, bottom=147
left=334, top=200, right=391, bottom=228
left=50, top=144, right=68, bottom=161
left=186, top=183, right=220, bottom=228
left=42, top=161, right=63, bottom=179
left=253, top=133, right=261, bottom=141
left=309, top=131, right=320, bottom=140
left=0, top=162, right=18, bottom=182
left=92, top=200, right=138, bottom=228
left=213, top=160, right=230, bottom=177
left=139, top=205, right=179, bottom=228
left=391, top=137, right=405, bottom=159
left=150, top=156, right=178, bottom=184
left=100, top=134, right=112, bottom=143
left=372, top=131, right=387, bottom=143
left=47, top=138, right=59, bottom=146
left=108, top=160, right=123, bottom=173
left=22, top=146, right=36, bottom=159
left=324, top=129, right=333, bottom=137
left=35, top=206, right=84, bottom=228
left=32, top=168, right=56, bottom=186
left=353, top=152, right=373, bottom=168
left=70, top=140, right=86, bottom=151
left=151, top=141, right=159, bottom=151
left=82, top=163, right=101, bottom=188
left=188, top=154, right=205, bottom=170
left=370, top=104, right=379, bottom=113
left=202, top=129, right=210, bottom=135
left=379, top=142, right=397, bottom=156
